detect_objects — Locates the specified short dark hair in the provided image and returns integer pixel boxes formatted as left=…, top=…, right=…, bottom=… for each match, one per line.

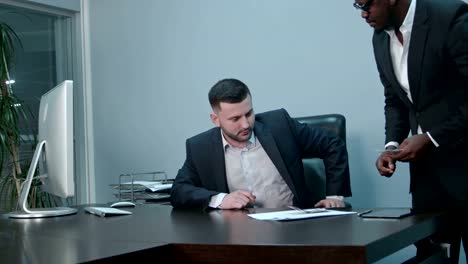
left=208, top=79, right=251, bottom=111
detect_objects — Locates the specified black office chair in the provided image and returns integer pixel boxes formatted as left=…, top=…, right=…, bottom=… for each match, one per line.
left=294, top=114, right=347, bottom=205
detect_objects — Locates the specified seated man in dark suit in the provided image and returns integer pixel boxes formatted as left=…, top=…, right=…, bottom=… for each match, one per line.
left=170, top=78, right=351, bottom=209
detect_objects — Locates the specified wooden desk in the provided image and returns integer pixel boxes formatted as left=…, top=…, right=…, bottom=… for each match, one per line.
left=0, top=205, right=447, bottom=263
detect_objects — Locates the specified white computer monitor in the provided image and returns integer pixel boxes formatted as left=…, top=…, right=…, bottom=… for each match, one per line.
left=8, top=80, right=77, bottom=218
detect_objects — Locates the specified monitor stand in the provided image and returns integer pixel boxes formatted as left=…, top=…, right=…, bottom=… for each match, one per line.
left=7, top=140, right=77, bottom=219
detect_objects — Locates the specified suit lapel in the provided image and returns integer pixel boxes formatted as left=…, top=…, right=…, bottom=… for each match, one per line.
left=210, top=128, right=229, bottom=192
left=254, top=122, right=298, bottom=198
left=375, top=32, right=413, bottom=107
left=408, top=0, right=429, bottom=107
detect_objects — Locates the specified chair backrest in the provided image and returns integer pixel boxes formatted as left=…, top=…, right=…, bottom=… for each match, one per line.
left=294, top=114, right=346, bottom=204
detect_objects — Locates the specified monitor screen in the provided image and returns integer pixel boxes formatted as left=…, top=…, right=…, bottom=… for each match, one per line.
left=8, top=80, right=77, bottom=218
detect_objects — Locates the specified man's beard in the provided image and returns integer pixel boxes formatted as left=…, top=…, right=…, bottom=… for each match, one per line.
left=223, top=128, right=252, bottom=144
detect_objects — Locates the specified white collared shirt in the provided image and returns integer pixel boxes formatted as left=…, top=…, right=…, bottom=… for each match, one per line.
left=209, top=130, right=343, bottom=208
left=384, top=0, right=439, bottom=149
left=210, top=130, right=294, bottom=208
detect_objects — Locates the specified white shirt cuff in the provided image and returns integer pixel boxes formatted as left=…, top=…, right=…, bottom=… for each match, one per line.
left=209, top=193, right=227, bottom=208
left=384, top=141, right=400, bottom=149
left=326, top=195, right=344, bottom=201
left=426, top=132, right=439, bottom=147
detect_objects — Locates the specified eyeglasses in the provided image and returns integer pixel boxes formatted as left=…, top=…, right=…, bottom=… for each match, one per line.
left=353, top=0, right=374, bottom=12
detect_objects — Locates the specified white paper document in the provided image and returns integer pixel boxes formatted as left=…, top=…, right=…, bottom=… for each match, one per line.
left=118, top=181, right=172, bottom=192
left=248, top=209, right=356, bottom=221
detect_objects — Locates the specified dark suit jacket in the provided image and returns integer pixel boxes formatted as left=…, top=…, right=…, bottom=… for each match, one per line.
left=373, top=0, right=468, bottom=200
left=170, top=109, right=351, bottom=209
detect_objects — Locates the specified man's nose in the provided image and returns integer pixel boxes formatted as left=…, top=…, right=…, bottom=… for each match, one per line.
left=361, top=10, right=369, bottom=19
left=240, top=116, right=250, bottom=128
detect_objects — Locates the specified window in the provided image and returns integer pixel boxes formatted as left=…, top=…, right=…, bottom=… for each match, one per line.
left=0, top=3, right=74, bottom=133
left=1, top=2, right=80, bottom=207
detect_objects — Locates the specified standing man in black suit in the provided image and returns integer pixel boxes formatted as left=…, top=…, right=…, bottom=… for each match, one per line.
left=170, top=78, right=351, bottom=210
left=354, top=0, right=468, bottom=261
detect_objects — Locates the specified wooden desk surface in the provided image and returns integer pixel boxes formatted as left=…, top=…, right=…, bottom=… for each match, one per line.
left=0, top=205, right=447, bottom=264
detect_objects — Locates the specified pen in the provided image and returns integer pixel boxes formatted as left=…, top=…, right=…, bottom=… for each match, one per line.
left=288, top=206, right=327, bottom=214
left=357, top=209, right=372, bottom=217
left=288, top=205, right=309, bottom=213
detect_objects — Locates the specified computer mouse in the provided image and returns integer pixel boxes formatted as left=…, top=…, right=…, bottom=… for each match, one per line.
left=110, top=201, right=136, bottom=208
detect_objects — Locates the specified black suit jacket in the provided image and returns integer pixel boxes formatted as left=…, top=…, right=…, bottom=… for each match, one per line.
left=373, top=0, right=468, bottom=200
left=170, top=109, right=351, bottom=209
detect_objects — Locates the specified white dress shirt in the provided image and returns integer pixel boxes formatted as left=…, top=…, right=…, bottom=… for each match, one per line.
left=209, top=130, right=343, bottom=208
left=210, top=131, right=294, bottom=208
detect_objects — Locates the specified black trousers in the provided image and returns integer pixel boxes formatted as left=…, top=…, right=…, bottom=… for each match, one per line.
left=411, top=158, right=468, bottom=264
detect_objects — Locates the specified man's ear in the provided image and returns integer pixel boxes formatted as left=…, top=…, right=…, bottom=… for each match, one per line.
left=210, top=113, right=220, bottom=127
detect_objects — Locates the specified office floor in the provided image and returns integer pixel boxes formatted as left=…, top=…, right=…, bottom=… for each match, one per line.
left=377, top=244, right=466, bottom=264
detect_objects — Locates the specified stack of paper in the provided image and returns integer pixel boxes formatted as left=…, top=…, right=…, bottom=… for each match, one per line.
left=110, top=180, right=173, bottom=201
left=112, top=181, right=172, bottom=192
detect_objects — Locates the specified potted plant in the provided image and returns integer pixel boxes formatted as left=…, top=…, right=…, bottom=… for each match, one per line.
left=0, top=21, right=58, bottom=211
